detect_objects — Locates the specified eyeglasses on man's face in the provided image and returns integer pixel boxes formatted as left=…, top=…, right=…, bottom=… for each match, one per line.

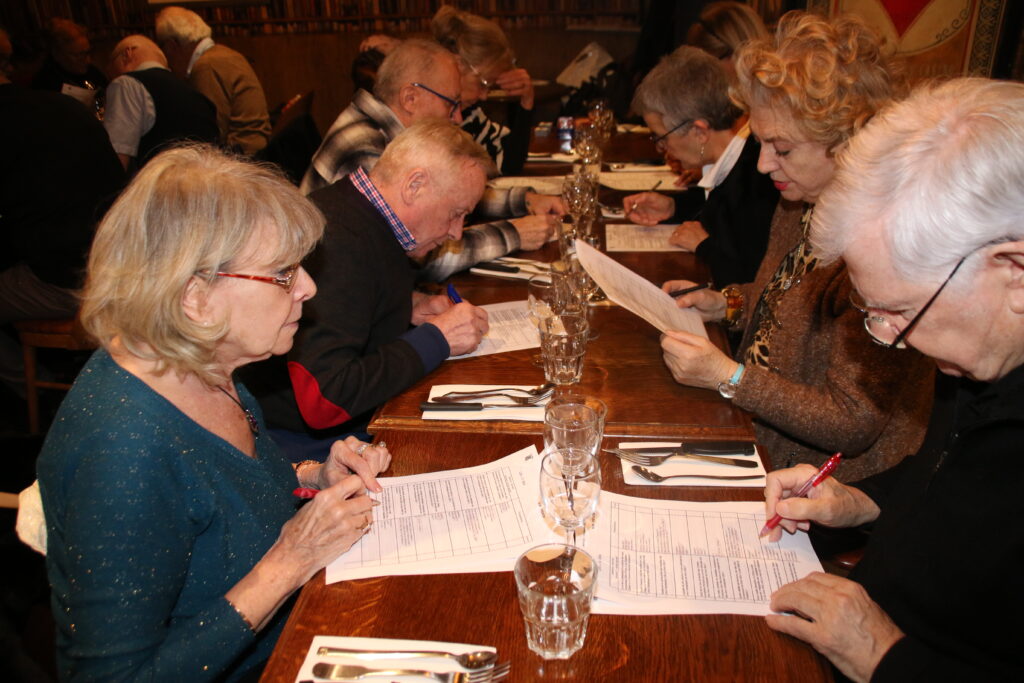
left=651, top=118, right=692, bottom=152
left=849, top=255, right=969, bottom=350
left=411, top=82, right=462, bottom=119
left=214, top=264, right=301, bottom=292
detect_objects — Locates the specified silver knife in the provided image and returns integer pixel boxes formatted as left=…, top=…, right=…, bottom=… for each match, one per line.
left=627, top=442, right=756, bottom=456
left=420, top=402, right=540, bottom=411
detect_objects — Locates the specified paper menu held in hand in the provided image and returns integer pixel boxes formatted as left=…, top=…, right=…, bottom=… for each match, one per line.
left=574, top=239, right=707, bottom=337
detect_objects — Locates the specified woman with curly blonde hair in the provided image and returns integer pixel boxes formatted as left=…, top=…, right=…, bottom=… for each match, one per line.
left=660, top=11, right=934, bottom=482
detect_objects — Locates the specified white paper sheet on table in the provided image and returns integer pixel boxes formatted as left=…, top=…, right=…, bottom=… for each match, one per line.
left=574, top=239, right=706, bottom=336
left=489, top=175, right=564, bottom=196
left=295, top=635, right=496, bottom=683
left=586, top=493, right=822, bottom=616
left=617, top=441, right=766, bottom=488
left=605, top=224, right=687, bottom=253
left=421, top=384, right=548, bottom=422
left=448, top=300, right=539, bottom=360
left=323, top=446, right=819, bottom=616
left=326, top=446, right=547, bottom=583
left=598, top=170, right=679, bottom=191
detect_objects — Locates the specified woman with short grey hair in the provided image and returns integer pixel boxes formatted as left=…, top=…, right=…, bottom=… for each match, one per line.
left=623, top=45, right=779, bottom=286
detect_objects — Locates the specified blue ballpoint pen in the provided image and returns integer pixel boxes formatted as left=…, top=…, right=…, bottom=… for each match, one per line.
left=446, top=282, right=464, bottom=304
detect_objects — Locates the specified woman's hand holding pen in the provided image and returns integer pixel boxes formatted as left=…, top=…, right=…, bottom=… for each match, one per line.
left=661, top=280, right=727, bottom=320
left=622, top=191, right=673, bottom=225
left=762, top=465, right=881, bottom=542
left=766, top=572, right=904, bottom=683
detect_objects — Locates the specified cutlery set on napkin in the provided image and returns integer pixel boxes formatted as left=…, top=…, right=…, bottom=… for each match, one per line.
left=609, top=441, right=766, bottom=487
left=420, top=384, right=553, bottom=422
left=297, top=636, right=510, bottom=682
left=469, top=256, right=552, bottom=282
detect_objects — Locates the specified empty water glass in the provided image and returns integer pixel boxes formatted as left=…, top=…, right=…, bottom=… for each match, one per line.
left=515, top=543, right=596, bottom=660
left=539, top=314, right=589, bottom=386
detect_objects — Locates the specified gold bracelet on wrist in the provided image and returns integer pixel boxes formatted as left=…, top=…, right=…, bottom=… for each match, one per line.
left=721, top=285, right=745, bottom=329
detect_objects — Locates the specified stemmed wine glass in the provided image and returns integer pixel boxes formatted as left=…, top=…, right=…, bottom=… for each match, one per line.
left=540, top=447, right=602, bottom=545
left=561, top=172, right=598, bottom=249
left=544, top=401, right=599, bottom=454
left=588, top=99, right=614, bottom=149
left=528, top=274, right=560, bottom=367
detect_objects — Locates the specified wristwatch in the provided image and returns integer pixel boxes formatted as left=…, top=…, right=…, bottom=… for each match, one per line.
left=718, top=363, right=745, bottom=399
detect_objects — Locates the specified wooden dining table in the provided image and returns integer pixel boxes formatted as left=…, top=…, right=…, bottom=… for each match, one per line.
left=260, top=130, right=833, bottom=681
left=260, top=430, right=833, bottom=682
left=369, top=225, right=752, bottom=440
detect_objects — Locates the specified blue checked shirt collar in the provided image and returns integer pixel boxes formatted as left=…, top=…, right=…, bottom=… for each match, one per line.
left=350, top=167, right=417, bottom=252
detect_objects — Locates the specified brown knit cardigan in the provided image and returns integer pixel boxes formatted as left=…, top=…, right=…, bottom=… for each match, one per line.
left=730, top=200, right=935, bottom=482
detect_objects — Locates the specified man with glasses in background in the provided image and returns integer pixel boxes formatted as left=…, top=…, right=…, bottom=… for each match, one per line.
left=761, top=78, right=1024, bottom=682
left=302, top=39, right=559, bottom=281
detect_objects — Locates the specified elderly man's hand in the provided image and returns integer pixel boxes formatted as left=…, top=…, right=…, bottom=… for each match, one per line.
left=670, top=221, right=709, bottom=251
left=431, top=302, right=489, bottom=355
left=525, top=192, right=565, bottom=216
left=511, top=215, right=557, bottom=251
left=660, top=330, right=737, bottom=390
left=410, top=292, right=451, bottom=325
left=623, top=192, right=674, bottom=225
left=767, top=573, right=904, bottom=683
left=763, top=465, right=881, bottom=542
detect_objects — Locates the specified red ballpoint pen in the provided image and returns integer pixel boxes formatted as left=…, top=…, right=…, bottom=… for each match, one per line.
left=760, top=452, right=843, bottom=537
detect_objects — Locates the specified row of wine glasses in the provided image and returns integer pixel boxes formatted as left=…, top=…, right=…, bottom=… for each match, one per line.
left=540, top=395, right=606, bottom=545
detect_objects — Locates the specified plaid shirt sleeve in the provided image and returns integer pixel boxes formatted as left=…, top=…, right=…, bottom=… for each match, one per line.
left=299, top=90, right=404, bottom=195
left=415, top=220, right=521, bottom=282
left=475, top=186, right=530, bottom=220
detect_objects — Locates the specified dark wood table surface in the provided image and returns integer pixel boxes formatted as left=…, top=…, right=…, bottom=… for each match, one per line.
left=260, top=430, right=833, bottom=682
left=368, top=228, right=752, bottom=440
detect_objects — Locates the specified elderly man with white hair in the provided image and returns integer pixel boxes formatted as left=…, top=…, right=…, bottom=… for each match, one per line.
left=762, top=77, right=1024, bottom=682
left=244, top=118, right=490, bottom=459
left=156, top=6, right=271, bottom=154
left=103, top=34, right=218, bottom=170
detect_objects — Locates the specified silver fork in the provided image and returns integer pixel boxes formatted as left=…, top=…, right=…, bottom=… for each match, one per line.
left=312, top=661, right=509, bottom=682
left=632, top=465, right=763, bottom=483
left=432, top=391, right=553, bottom=406
left=604, top=447, right=759, bottom=469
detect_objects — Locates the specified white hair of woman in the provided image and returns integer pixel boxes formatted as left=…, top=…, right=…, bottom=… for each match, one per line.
left=812, top=77, right=1024, bottom=286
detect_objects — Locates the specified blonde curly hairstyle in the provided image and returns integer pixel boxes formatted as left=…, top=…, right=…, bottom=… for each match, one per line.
left=732, top=10, right=900, bottom=152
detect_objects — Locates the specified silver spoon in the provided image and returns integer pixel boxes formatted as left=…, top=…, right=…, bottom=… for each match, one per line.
left=631, top=465, right=763, bottom=482
left=439, top=382, right=554, bottom=399
left=317, top=646, right=498, bottom=670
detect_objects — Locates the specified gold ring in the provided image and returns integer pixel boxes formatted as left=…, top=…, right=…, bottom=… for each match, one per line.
left=356, top=518, right=370, bottom=530
left=355, top=443, right=369, bottom=456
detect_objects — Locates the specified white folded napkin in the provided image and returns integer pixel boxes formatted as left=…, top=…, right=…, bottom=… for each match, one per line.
left=296, top=635, right=496, bottom=682
left=618, top=441, right=767, bottom=487
left=422, top=384, right=548, bottom=422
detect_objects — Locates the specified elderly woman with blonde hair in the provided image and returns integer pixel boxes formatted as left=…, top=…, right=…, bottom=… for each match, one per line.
left=661, top=11, right=935, bottom=481
left=37, top=145, right=390, bottom=680
left=431, top=5, right=535, bottom=175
